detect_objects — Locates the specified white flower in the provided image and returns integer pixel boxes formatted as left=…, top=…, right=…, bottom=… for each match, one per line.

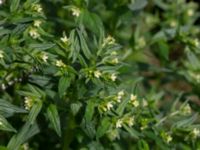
left=111, top=58, right=119, bottom=64
left=102, top=35, right=115, bottom=47
left=137, top=37, right=146, bottom=48
left=126, top=117, right=134, bottom=127
left=34, top=20, right=42, bottom=27
left=29, top=28, right=40, bottom=39
left=1, top=83, right=6, bottom=90
left=192, top=128, right=200, bottom=138
left=55, top=60, right=66, bottom=67
left=181, top=104, right=191, bottom=115
left=166, top=135, right=172, bottom=143
left=193, top=38, right=199, bottom=47
left=142, top=99, right=148, bottom=107
left=118, top=90, right=125, bottom=97
left=169, top=20, right=177, bottom=27
left=106, top=102, right=113, bottom=111
left=130, top=94, right=137, bottom=101
left=24, top=97, right=33, bottom=110
left=117, top=90, right=125, bottom=102
left=132, top=100, right=139, bottom=107
left=0, top=0, right=3, bottom=5
left=60, top=35, right=69, bottom=43
left=32, top=4, right=43, bottom=13
left=116, top=119, right=123, bottom=128
left=0, top=121, right=2, bottom=125
left=110, top=73, right=117, bottom=81
left=111, top=51, right=117, bottom=56
left=187, top=9, right=194, bottom=16
left=0, top=50, right=4, bottom=59
left=94, top=70, right=102, bottom=78
left=130, top=94, right=139, bottom=107
left=71, top=7, right=80, bottom=17
left=42, top=53, right=48, bottom=62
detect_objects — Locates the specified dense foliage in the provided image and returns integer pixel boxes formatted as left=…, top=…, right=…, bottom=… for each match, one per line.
left=0, top=0, right=200, bottom=149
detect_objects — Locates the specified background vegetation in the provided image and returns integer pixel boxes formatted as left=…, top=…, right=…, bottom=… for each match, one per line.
left=0, top=0, right=200, bottom=149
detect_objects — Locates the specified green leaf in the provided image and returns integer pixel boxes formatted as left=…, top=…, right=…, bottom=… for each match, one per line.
left=116, top=98, right=129, bottom=116
left=29, top=43, right=56, bottom=50
left=81, top=119, right=96, bottom=139
left=58, top=76, right=71, bottom=97
left=70, top=102, right=82, bottom=116
left=10, top=0, right=20, bottom=12
left=27, top=101, right=42, bottom=124
left=78, top=10, right=104, bottom=36
left=173, top=114, right=198, bottom=128
left=137, top=139, right=150, bottom=150
left=77, top=29, right=93, bottom=59
left=187, top=51, right=200, bottom=70
left=0, top=99, right=27, bottom=117
left=0, top=115, right=16, bottom=132
left=7, top=123, right=39, bottom=150
left=84, top=100, right=95, bottom=122
left=128, top=0, right=148, bottom=11
left=157, top=40, right=169, bottom=60
left=0, top=146, right=8, bottom=150
left=96, top=117, right=111, bottom=138
left=123, top=125, right=140, bottom=139
left=47, top=104, right=61, bottom=137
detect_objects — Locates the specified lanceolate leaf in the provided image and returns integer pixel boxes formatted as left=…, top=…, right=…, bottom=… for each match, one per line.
left=10, top=0, right=20, bottom=12
left=47, top=104, right=61, bottom=137
left=0, top=115, right=16, bottom=132
left=0, top=99, right=27, bottom=117
left=58, top=76, right=71, bottom=98
left=77, top=30, right=93, bottom=59
left=96, top=117, right=111, bottom=138
left=7, top=123, right=39, bottom=150
left=27, top=101, right=43, bottom=125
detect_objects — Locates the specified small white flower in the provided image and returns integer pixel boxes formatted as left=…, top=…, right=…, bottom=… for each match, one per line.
left=60, top=35, right=69, bottom=43
left=181, top=104, right=191, bottom=115
left=116, top=90, right=125, bottom=102
left=0, top=50, right=4, bottom=59
left=71, top=7, right=81, bottom=17
left=130, top=94, right=139, bottom=107
left=102, top=35, right=115, bottom=47
left=118, top=90, right=125, bottom=97
left=24, top=97, right=33, bottom=110
left=0, top=0, right=3, bottom=5
left=166, top=135, right=172, bottom=143
left=106, top=102, right=113, bottom=111
left=1, top=83, right=6, bottom=90
left=55, top=60, right=66, bottom=67
left=32, top=4, right=43, bottom=13
left=187, top=9, right=194, bottom=16
left=110, top=73, right=117, bottom=81
left=94, top=70, right=102, bottom=78
left=130, top=94, right=137, bottom=101
left=142, top=99, right=148, bottom=107
left=116, top=119, right=123, bottom=128
left=42, top=53, right=48, bottom=62
left=34, top=20, right=42, bottom=27
left=29, top=28, right=40, bottom=39
left=0, top=121, right=2, bottom=125
left=169, top=20, right=177, bottom=27
left=111, top=51, right=117, bottom=56
left=193, top=38, right=199, bottom=47
left=137, top=37, right=146, bottom=48
left=8, top=81, right=14, bottom=86
left=126, top=117, right=134, bottom=127
left=111, top=58, right=119, bottom=64
left=192, top=128, right=200, bottom=138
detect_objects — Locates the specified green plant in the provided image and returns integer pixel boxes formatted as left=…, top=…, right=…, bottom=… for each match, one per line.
left=0, top=0, right=200, bottom=149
